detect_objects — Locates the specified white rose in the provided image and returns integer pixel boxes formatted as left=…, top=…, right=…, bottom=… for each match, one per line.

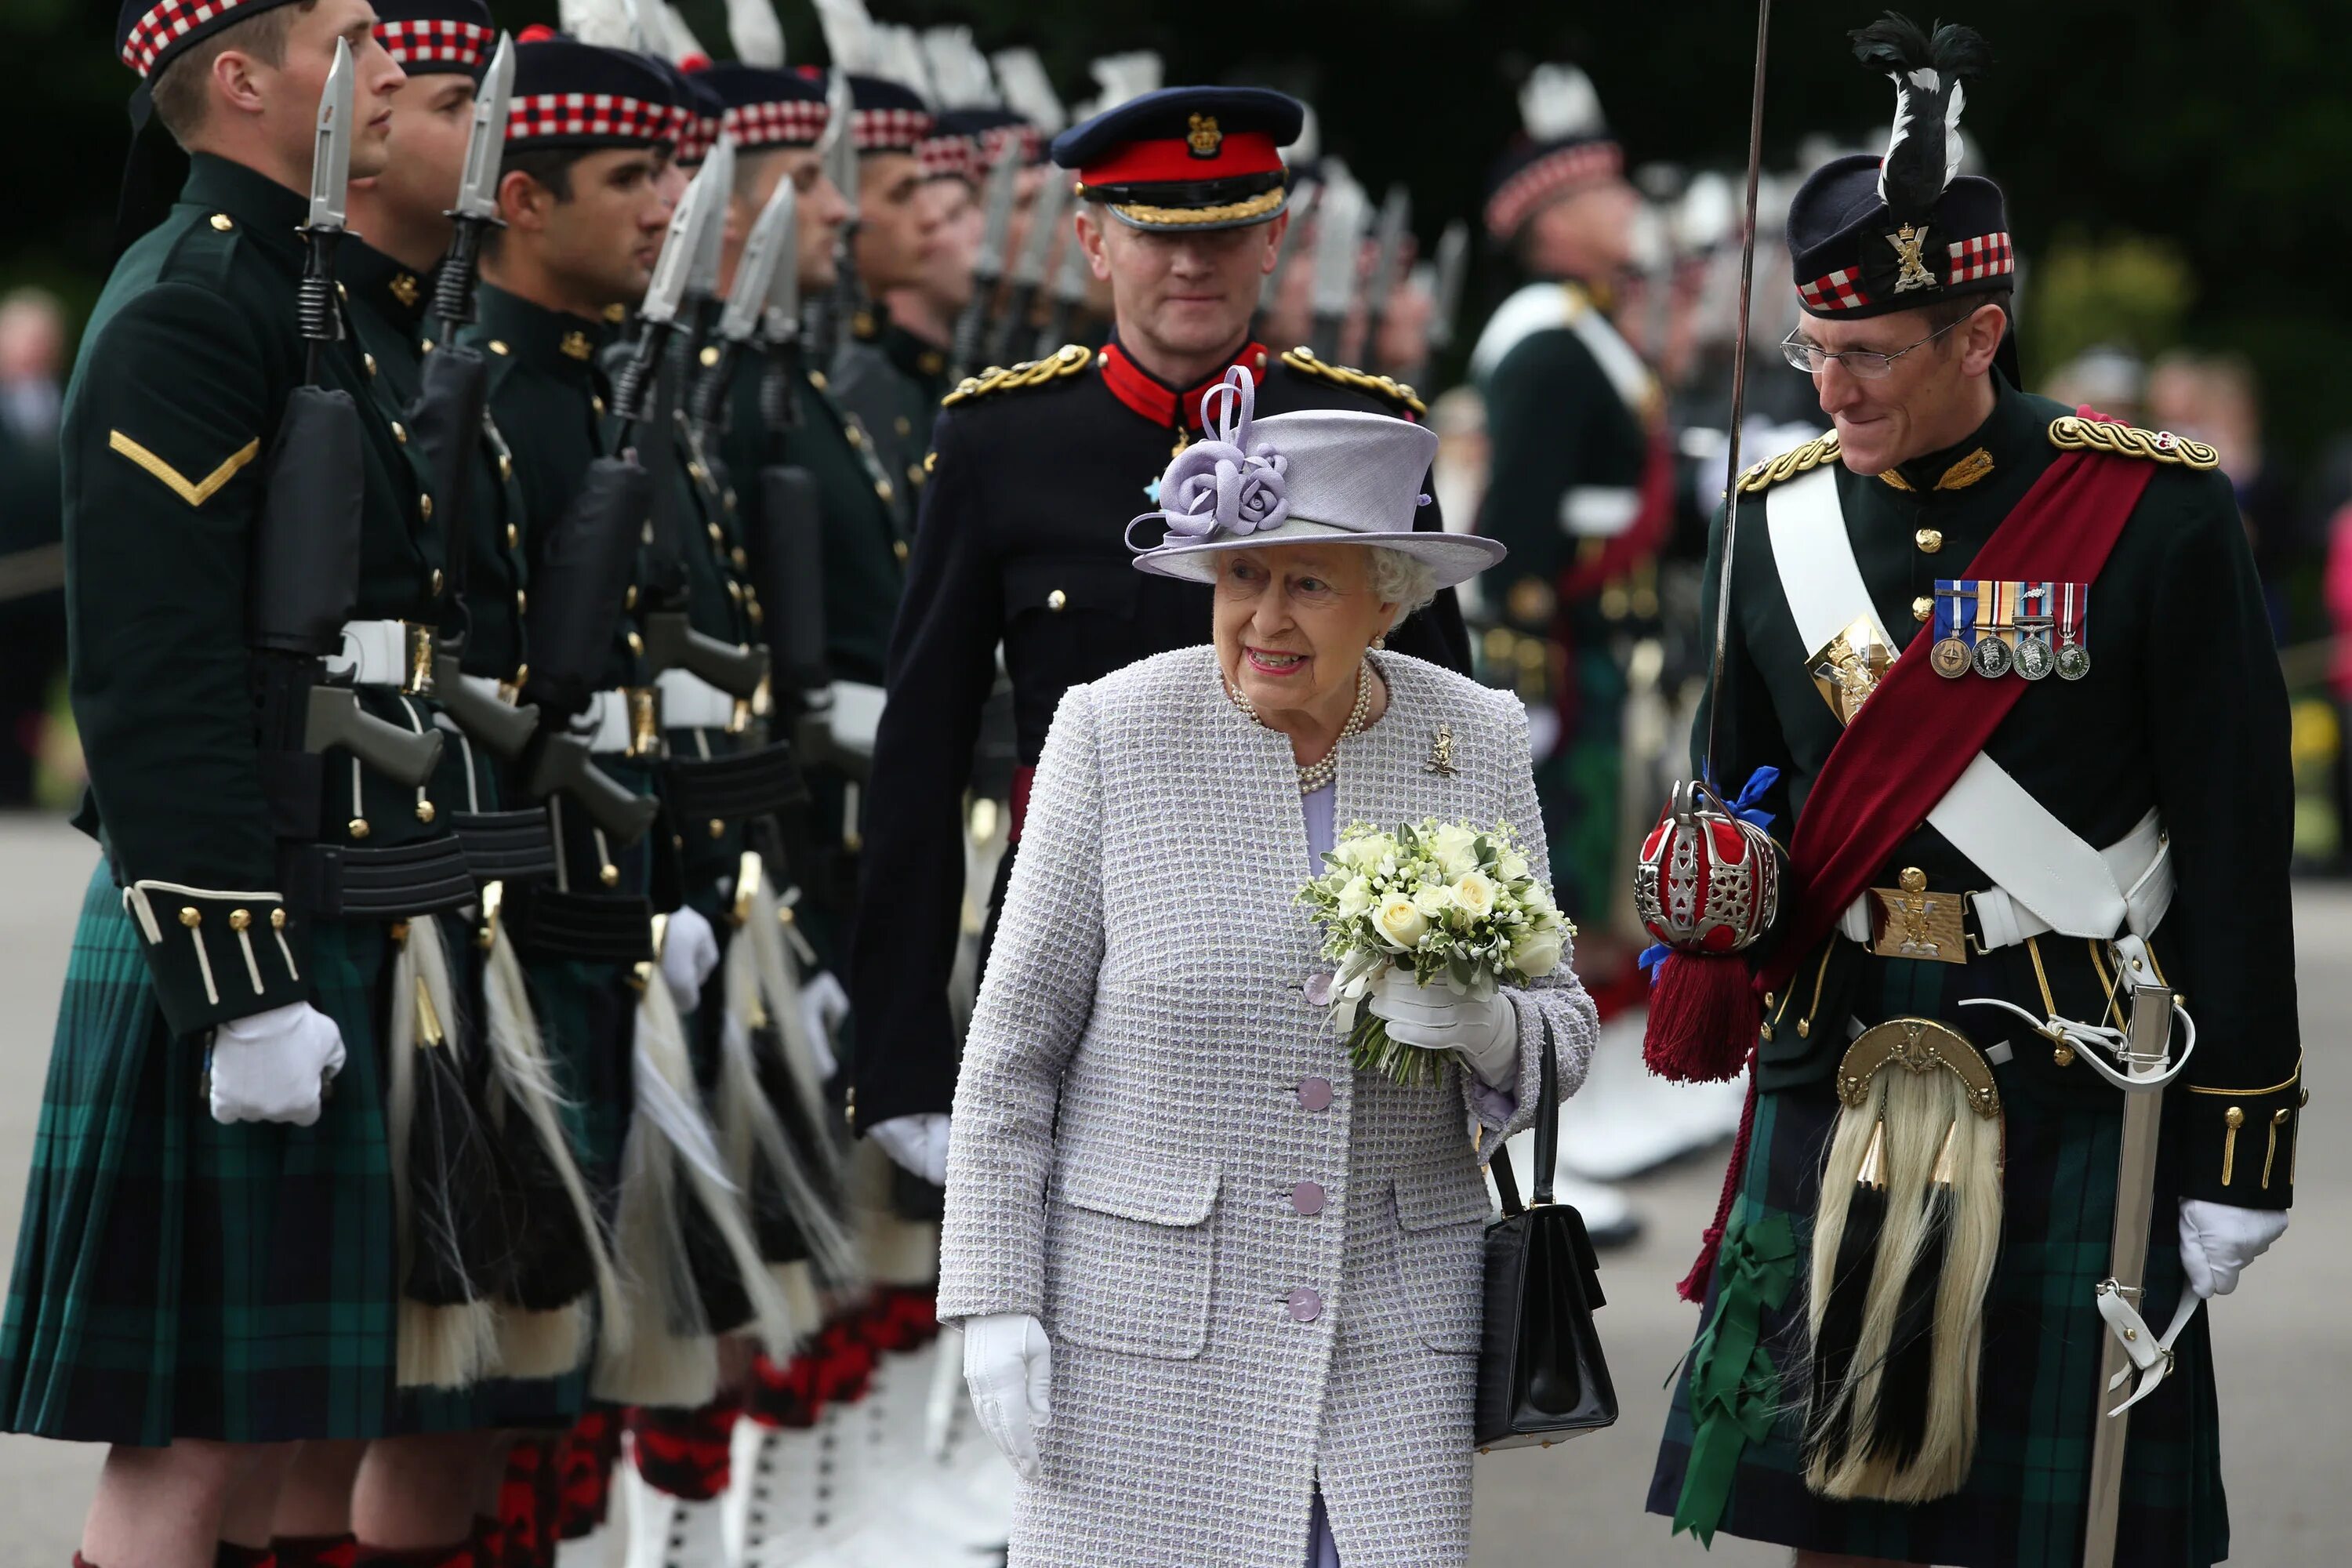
left=1373, top=894, right=1430, bottom=952
left=1337, top=876, right=1375, bottom=919
left=1452, top=870, right=1497, bottom=920
left=1431, top=822, right=1480, bottom=878
left=1512, top=927, right=1566, bottom=978
left=1411, top=884, right=1455, bottom=920
left=1497, top=847, right=1531, bottom=883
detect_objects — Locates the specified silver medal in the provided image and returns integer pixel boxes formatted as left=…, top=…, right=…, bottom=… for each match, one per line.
left=2014, top=635, right=2055, bottom=681
left=2056, top=642, right=2092, bottom=681
left=1971, top=634, right=2013, bottom=678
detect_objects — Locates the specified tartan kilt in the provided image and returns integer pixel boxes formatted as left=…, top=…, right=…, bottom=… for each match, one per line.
left=1647, top=959, right=2228, bottom=1566
left=0, top=857, right=399, bottom=1445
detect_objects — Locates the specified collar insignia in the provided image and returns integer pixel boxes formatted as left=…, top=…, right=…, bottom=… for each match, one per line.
left=601, top=303, right=628, bottom=325
left=559, top=330, right=593, bottom=361
left=1880, top=446, right=1995, bottom=494
left=388, top=272, right=420, bottom=308
left=1186, top=112, right=1222, bottom=159
left=1886, top=223, right=1939, bottom=293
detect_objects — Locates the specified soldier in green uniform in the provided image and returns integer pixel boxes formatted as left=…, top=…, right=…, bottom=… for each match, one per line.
left=1471, top=62, right=1661, bottom=1002
left=0, top=3, right=475, bottom=1565
left=1646, top=23, right=2296, bottom=1567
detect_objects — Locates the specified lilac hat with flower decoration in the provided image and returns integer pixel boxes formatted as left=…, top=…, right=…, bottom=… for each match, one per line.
left=1127, top=368, right=1507, bottom=589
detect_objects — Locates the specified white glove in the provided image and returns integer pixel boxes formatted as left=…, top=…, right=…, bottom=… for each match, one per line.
left=963, top=1311, right=1052, bottom=1479
left=797, top=968, right=850, bottom=1081
left=870, top=1112, right=951, bottom=1186
left=1367, top=968, right=1521, bottom=1087
left=209, top=1001, right=347, bottom=1127
left=2178, top=1198, right=2288, bottom=1299
left=659, top=905, right=721, bottom=1015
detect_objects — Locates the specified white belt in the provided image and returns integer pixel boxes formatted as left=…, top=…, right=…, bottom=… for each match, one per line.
left=656, top=668, right=739, bottom=730
left=324, top=619, right=429, bottom=688
left=1559, top=485, right=1640, bottom=538
left=828, top=679, right=884, bottom=760
left=1837, top=807, right=2176, bottom=953
left=579, top=688, right=641, bottom=755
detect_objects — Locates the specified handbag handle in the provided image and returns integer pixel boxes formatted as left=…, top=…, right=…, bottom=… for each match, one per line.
left=1490, top=1011, right=1559, bottom=1218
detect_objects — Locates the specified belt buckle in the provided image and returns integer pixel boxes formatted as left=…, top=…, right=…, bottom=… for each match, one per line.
left=625, top=686, right=664, bottom=758
left=1867, top=867, right=1968, bottom=964
left=403, top=622, right=437, bottom=696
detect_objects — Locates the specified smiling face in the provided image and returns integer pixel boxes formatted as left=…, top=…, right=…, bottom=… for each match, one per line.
left=1082, top=206, right=1286, bottom=367
left=1798, top=299, right=2007, bottom=474
left=1212, top=543, right=1399, bottom=733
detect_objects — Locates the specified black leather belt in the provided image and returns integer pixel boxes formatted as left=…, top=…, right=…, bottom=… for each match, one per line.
left=448, top=807, right=559, bottom=884
left=505, top=882, right=654, bottom=966
left=662, top=740, right=808, bottom=826
left=284, top=836, right=477, bottom=922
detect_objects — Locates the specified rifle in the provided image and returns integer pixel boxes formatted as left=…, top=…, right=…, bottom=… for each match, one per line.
left=991, top=170, right=1065, bottom=368
left=253, top=38, right=443, bottom=806
left=949, top=139, right=1023, bottom=383
left=804, top=71, right=860, bottom=370
left=608, top=157, right=770, bottom=706
left=1358, top=183, right=1411, bottom=374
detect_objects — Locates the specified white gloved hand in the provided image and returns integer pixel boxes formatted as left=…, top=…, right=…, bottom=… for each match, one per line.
left=659, top=905, right=721, bottom=1015
left=963, top=1311, right=1052, bottom=1479
left=2178, top=1198, right=2289, bottom=1299
left=1367, top=967, right=1521, bottom=1087
left=209, top=1001, right=348, bottom=1127
left=797, top=968, right=850, bottom=1081
left=870, top=1112, right=951, bottom=1186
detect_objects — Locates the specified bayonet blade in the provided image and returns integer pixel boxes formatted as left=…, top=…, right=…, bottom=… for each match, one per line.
left=1363, top=184, right=1410, bottom=312
left=687, top=136, right=735, bottom=300
left=1260, top=176, right=1317, bottom=310
left=972, top=138, right=1023, bottom=283
left=761, top=178, right=802, bottom=343
left=1306, top=176, right=1365, bottom=321
left=1047, top=212, right=1090, bottom=306
left=453, top=33, right=514, bottom=221
left=641, top=162, right=719, bottom=325
left=1009, top=172, right=1067, bottom=289
left=718, top=174, right=795, bottom=344
left=309, top=37, right=354, bottom=231
left=819, top=71, right=859, bottom=220
left=1425, top=219, right=1468, bottom=354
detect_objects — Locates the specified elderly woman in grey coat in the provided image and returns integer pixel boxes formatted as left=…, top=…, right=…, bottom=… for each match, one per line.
left=936, top=371, right=1601, bottom=1568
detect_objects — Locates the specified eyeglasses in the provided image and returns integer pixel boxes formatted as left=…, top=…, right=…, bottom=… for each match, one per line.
left=1780, top=318, right=1963, bottom=380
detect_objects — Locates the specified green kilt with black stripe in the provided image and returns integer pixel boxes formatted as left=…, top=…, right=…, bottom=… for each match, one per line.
left=1649, top=952, right=2228, bottom=1567
left=0, top=857, right=398, bottom=1445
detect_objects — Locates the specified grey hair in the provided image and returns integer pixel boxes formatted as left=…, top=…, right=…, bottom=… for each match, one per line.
left=1365, top=546, right=1440, bottom=630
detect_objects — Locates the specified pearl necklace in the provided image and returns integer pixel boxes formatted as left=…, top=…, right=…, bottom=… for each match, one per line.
left=1226, top=659, right=1374, bottom=794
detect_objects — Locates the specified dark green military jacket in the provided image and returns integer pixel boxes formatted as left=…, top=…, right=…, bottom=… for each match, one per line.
left=64, top=154, right=447, bottom=1034
left=831, top=307, right=949, bottom=534
left=1700, top=374, right=2301, bottom=1208
left=720, top=350, right=906, bottom=686
left=1473, top=278, right=1653, bottom=634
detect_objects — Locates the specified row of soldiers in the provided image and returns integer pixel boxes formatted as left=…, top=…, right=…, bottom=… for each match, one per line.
left=0, top=1, right=1519, bottom=1567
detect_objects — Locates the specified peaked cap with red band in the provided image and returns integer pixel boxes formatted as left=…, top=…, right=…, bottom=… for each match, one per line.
left=1052, top=85, right=1302, bottom=233
left=372, top=0, right=493, bottom=77
left=504, top=35, right=677, bottom=152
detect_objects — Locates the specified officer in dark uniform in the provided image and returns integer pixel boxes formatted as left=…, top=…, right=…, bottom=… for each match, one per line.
left=0, top=2, right=469, bottom=1561
left=848, top=86, right=1472, bottom=1179
left=1471, top=63, right=1663, bottom=996
left=1646, top=23, right=2297, bottom=1567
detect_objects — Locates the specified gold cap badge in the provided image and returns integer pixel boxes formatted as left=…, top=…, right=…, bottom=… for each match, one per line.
left=1186, top=112, right=1222, bottom=159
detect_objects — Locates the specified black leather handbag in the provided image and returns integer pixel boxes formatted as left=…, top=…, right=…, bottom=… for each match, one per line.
left=1475, top=1025, right=1618, bottom=1450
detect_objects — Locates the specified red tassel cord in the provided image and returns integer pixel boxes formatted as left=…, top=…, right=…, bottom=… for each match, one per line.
left=1678, top=1050, right=1761, bottom=1303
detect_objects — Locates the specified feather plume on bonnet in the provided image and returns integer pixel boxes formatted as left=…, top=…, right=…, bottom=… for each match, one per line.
left=1850, top=13, right=1994, bottom=228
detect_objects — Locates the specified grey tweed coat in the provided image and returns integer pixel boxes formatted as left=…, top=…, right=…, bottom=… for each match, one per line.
left=938, top=646, right=1600, bottom=1568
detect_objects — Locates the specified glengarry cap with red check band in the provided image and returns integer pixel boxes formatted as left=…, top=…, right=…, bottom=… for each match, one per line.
left=117, top=0, right=307, bottom=78
left=371, top=0, right=493, bottom=76
left=920, top=107, right=1043, bottom=183
left=843, top=72, right=934, bottom=154
left=503, top=31, right=678, bottom=151
left=641, top=54, right=724, bottom=167
left=699, top=62, right=828, bottom=151
left=1051, top=85, right=1303, bottom=233
left=1786, top=14, right=2009, bottom=318
left=1481, top=63, right=1624, bottom=243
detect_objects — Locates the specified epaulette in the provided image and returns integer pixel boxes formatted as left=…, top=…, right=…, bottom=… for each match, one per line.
left=939, top=343, right=1091, bottom=408
left=1279, top=347, right=1426, bottom=417
left=2048, top=415, right=2220, bottom=470
left=1736, top=431, right=1842, bottom=493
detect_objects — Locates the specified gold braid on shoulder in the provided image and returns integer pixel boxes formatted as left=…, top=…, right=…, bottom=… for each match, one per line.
left=1278, top=347, right=1427, bottom=417
left=939, top=343, right=1092, bottom=408
left=2047, top=415, right=2220, bottom=470
left=1736, top=431, right=1842, bottom=493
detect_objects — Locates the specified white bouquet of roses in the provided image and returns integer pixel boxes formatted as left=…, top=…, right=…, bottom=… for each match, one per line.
left=1298, top=817, right=1571, bottom=1087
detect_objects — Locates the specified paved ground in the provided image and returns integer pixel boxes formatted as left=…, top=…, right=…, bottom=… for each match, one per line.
left=0, top=813, right=2336, bottom=1564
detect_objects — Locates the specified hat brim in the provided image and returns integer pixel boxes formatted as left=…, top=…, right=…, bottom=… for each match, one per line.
left=1131, top=517, right=1506, bottom=590
left=1105, top=187, right=1290, bottom=233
